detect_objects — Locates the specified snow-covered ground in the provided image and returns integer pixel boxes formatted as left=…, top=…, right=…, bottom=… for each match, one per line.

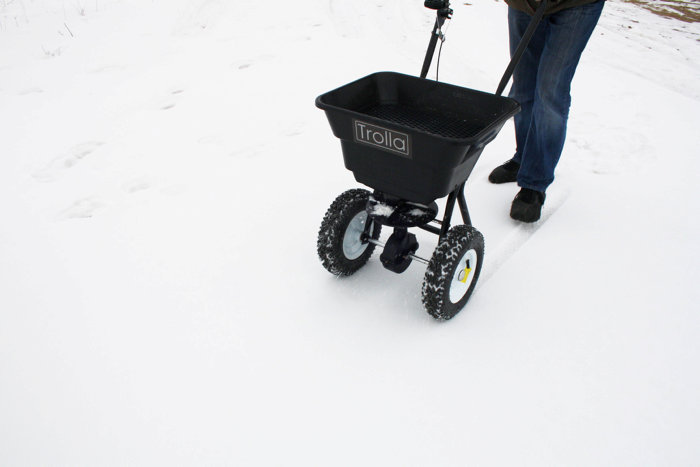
left=1, top=0, right=699, bottom=465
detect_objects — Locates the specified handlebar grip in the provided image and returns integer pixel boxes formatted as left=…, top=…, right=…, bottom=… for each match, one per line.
left=424, top=0, right=449, bottom=10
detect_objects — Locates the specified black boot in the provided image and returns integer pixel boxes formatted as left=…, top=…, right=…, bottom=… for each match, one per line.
left=510, top=188, right=545, bottom=223
left=488, top=159, right=520, bottom=184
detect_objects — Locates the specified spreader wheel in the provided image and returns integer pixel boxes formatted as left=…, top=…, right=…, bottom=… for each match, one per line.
left=317, top=189, right=381, bottom=276
left=422, top=225, right=484, bottom=320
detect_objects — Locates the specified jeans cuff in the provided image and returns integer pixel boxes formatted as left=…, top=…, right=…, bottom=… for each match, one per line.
left=517, top=181, right=546, bottom=193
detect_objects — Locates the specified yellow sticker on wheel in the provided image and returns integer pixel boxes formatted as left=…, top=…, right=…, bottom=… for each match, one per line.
left=460, top=267, right=472, bottom=283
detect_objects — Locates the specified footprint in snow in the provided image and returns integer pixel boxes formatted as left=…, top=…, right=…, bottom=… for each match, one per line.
left=285, top=122, right=304, bottom=137
left=160, top=89, right=185, bottom=110
left=59, top=197, right=104, bottom=220
left=569, top=126, right=651, bottom=175
left=233, top=54, right=275, bottom=71
left=33, top=141, right=105, bottom=182
left=122, top=177, right=153, bottom=194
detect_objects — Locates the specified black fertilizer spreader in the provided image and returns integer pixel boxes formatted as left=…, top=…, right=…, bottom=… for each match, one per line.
left=315, top=0, right=547, bottom=320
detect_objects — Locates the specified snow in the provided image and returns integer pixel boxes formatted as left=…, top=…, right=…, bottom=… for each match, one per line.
left=409, top=207, right=429, bottom=216
left=1, top=0, right=699, bottom=465
left=370, top=203, right=396, bottom=217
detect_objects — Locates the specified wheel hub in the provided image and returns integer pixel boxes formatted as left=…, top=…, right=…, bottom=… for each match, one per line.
left=449, top=249, right=478, bottom=303
left=457, top=261, right=472, bottom=283
left=343, top=211, right=371, bottom=260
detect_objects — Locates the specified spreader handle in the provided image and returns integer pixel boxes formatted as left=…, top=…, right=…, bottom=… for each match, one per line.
left=424, top=0, right=449, bottom=10
left=495, top=0, right=549, bottom=96
left=420, top=1, right=452, bottom=79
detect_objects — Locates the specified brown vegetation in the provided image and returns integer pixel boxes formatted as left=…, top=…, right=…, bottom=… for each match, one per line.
left=621, top=0, right=700, bottom=23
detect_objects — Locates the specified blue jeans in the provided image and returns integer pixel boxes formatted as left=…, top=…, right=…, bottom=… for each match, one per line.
left=508, top=0, right=604, bottom=192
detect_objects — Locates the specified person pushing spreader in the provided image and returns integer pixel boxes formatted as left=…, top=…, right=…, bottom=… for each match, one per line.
left=316, top=0, right=548, bottom=320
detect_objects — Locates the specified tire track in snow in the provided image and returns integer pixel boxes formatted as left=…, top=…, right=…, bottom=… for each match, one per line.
left=479, top=187, right=571, bottom=285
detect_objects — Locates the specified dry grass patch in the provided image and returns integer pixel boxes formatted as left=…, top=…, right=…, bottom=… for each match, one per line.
left=620, top=0, right=700, bottom=23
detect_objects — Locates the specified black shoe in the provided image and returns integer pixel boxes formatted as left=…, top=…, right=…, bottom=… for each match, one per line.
left=510, top=188, right=545, bottom=223
left=488, top=159, right=520, bottom=184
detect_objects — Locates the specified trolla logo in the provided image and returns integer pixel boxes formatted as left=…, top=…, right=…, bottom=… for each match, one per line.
left=353, top=120, right=411, bottom=158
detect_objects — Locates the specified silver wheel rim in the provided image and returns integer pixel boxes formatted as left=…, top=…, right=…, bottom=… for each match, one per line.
left=343, top=211, right=370, bottom=260
left=449, top=248, right=478, bottom=303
